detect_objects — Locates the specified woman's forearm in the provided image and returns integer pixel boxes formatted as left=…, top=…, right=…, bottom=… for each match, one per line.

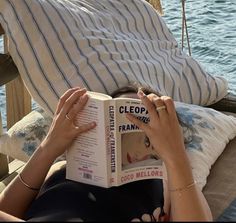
left=0, top=88, right=96, bottom=219
left=0, top=210, right=25, bottom=221
left=0, top=145, right=55, bottom=218
left=165, top=154, right=212, bottom=221
left=126, top=91, right=212, bottom=221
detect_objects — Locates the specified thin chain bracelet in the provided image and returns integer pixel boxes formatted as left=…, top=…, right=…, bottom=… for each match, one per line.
left=18, top=173, right=40, bottom=191
left=169, top=181, right=196, bottom=196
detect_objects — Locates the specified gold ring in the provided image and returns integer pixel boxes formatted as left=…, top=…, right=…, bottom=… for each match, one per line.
left=156, top=105, right=166, bottom=112
left=65, top=114, right=71, bottom=121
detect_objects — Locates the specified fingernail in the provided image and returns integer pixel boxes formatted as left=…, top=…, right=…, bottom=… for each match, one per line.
left=81, top=93, right=88, bottom=100
left=76, top=88, right=86, bottom=93
left=137, top=89, right=145, bottom=99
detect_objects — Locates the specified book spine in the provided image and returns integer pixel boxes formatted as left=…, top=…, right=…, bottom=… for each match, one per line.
left=107, top=100, right=117, bottom=186
left=104, top=100, right=111, bottom=187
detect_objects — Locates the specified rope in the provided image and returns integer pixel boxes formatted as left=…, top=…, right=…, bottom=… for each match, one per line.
left=148, top=0, right=191, bottom=55
left=181, top=0, right=192, bottom=56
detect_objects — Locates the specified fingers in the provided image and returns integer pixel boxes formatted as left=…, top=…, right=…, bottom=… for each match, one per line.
left=149, top=94, right=167, bottom=119
left=66, top=93, right=89, bottom=120
left=55, top=87, right=80, bottom=115
left=160, top=96, right=178, bottom=122
left=60, top=88, right=87, bottom=117
left=160, top=96, right=175, bottom=114
left=58, top=88, right=96, bottom=135
left=135, top=90, right=177, bottom=128
left=137, top=90, right=157, bottom=119
left=126, top=113, right=149, bottom=133
left=137, top=90, right=168, bottom=122
left=73, top=122, right=96, bottom=135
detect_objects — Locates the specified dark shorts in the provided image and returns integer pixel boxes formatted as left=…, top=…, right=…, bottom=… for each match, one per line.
left=25, top=167, right=164, bottom=222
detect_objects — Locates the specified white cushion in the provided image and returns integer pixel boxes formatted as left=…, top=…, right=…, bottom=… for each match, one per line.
left=0, top=107, right=52, bottom=162
left=0, top=0, right=228, bottom=116
left=1, top=102, right=236, bottom=190
left=175, top=103, right=236, bottom=190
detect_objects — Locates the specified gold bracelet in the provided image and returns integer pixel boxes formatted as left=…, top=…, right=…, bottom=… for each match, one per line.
left=18, top=173, right=40, bottom=191
left=169, top=181, right=196, bottom=195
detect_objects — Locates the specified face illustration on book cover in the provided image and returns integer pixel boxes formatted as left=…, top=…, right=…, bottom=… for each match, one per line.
left=121, top=131, right=162, bottom=170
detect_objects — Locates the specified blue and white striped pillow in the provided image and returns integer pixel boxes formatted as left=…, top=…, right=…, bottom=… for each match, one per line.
left=0, top=0, right=228, bottom=116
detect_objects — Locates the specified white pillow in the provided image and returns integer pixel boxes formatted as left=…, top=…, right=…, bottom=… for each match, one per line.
left=0, top=107, right=52, bottom=162
left=0, top=101, right=236, bottom=190
left=0, top=0, right=228, bottom=116
left=175, top=103, right=236, bottom=190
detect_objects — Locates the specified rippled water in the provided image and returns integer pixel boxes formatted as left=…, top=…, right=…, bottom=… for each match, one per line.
left=162, top=0, right=236, bottom=93
left=0, top=0, right=236, bottom=129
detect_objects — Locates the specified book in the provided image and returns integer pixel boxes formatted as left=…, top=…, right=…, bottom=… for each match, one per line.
left=66, top=91, right=166, bottom=188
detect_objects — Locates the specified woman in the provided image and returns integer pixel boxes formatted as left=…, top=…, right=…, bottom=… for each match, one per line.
left=0, top=87, right=212, bottom=221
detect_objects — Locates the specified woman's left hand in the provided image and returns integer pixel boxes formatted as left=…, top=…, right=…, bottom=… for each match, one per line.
left=126, top=90, right=186, bottom=167
left=40, top=87, right=96, bottom=161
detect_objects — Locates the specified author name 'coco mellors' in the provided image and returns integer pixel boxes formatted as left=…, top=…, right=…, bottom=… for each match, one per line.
left=120, top=170, right=163, bottom=183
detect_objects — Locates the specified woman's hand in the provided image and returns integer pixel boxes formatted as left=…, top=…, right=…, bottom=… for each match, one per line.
left=40, top=87, right=96, bottom=161
left=126, top=90, right=187, bottom=167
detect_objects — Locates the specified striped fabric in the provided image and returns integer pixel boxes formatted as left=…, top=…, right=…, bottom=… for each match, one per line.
left=0, top=0, right=228, bottom=116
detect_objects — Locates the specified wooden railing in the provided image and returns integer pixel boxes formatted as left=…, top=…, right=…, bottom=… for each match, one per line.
left=0, top=29, right=31, bottom=179
left=5, top=76, right=31, bottom=129
left=0, top=113, right=9, bottom=179
left=0, top=24, right=4, bottom=35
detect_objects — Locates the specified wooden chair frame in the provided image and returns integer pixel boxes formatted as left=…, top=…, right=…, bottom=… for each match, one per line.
left=0, top=27, right=31, bottom=180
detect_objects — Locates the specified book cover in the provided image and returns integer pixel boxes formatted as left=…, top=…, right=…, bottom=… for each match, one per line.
left=66, top=91, right=166, bottom=188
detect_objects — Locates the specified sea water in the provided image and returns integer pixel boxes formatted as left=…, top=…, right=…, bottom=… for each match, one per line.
left=162, top=0, right=236, bottom=92
left=0, top=0, right=236, bottom=129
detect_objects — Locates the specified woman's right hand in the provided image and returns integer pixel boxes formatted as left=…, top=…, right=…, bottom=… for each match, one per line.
left=40, top=87, right=96, bottom=161
left=126, top=90, right=188, bottom=168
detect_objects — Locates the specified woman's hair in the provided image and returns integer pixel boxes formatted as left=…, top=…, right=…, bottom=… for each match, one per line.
left=111, top=82, right=161, bottom=98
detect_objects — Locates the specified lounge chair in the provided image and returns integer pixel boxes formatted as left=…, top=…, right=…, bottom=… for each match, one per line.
left=0, top=2, right=236, bottom=218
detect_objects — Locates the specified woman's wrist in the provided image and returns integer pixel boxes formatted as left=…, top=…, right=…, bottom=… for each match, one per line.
left=17, top=145, right=57, bottom=196
left=38, top=135, right=67, bottom=162
left=34, top=144, right=58, bottom=164
left=166, top=157, right=192, bottom=177
left=163, top=149, right=190, bottom=169
left=165, top=153, right=195, bottom=191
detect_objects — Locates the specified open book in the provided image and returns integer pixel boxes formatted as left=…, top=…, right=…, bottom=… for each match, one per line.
left=66, top=91, right=166, bottom=188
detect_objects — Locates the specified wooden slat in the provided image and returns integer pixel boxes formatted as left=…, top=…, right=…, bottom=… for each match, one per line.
left=3, top=29, right=31, bottom=129
left=0, top=23, right=5, bottom=35
left=6, top=76, right=31, bottom=129
left=0, top=54, right=20, bottom=86
left=0, top=112, right=9, bottom=179
left=207, top=93, right=236, bottom=113
left=148, top=0, right=164, bottom=15
left=0, top=162, right=25, bottom=193
left=0, top=155, right=9, bottom=179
